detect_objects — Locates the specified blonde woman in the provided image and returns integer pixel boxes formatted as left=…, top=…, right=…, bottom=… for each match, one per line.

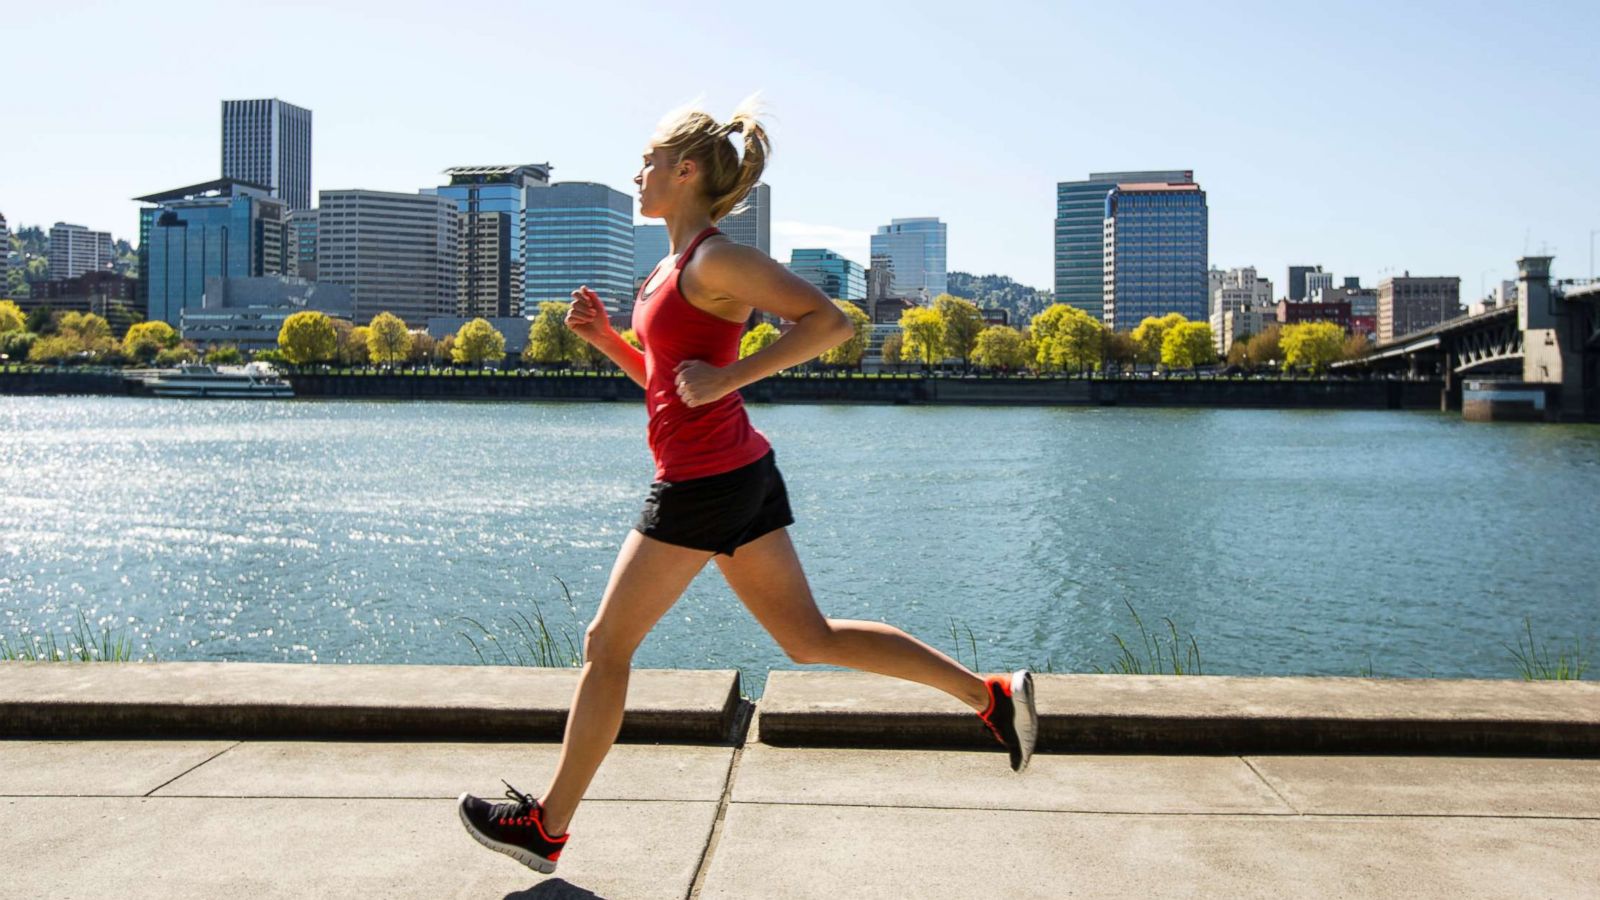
left=458, top=99, right=1037, bottom=874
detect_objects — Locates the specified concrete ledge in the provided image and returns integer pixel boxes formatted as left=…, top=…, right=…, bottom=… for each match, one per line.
left=756, top=671, right=1600, bottom=755
left=0, top=662, right=743, bottom=743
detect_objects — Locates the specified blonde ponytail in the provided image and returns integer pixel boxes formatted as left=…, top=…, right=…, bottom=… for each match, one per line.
left=652, top=93, right=770, bottom=223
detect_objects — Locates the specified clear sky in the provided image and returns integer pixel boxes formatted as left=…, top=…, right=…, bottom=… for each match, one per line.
left=4, top=0, right=1598, bottom=297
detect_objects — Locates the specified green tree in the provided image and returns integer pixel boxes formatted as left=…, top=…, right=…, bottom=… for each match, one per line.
left=525, top=301, right=582, bottom=365
left=899, top=307, right=945, bottom=369
left=1280, top=322, right=1346, bottom=374
left=739, top=322, right=781, bottom=359
left=58, top=311, right=112, bottom=345
left=25, top=305, right=55, bottom=335
left=407, top=330, right=436, bottom=365
left=204, top=345, right=243, bottom=364
left=344, top=325, right=372, bottom=365
left=452, top=318, right=506, bottom=367
left=972, top=325, right=1031, bottom=372
left=0, top=330, right=37, bottom=363
left=278, top=310, right=337, bottom=366
left=155, top=345, right=199, bottom=366
left=1245, top=326, right=1283, bottom=372
left=932, top=294, right=983, bottom=369
left=1130, top=313, right=1189, bottom=368
left=1160, top=321, right=1217, bottom=371
left=0, top=299, right=23, bottom=333
left=366, top=312, right=413, bottom=367
left=28, top=335, right=80, bottom=364
left=619, top=329, right=643, bottom=351
left=1030, top=303, right=1103, bottom=373
left=880, top=331, right=903, bottom=365
left=122, top=320, right=179, bottom=363
left=819, top=300, right=871, bottom=368
left=1103, top=330, right=1138, bottom=374
left=1340, top=332, right=1372, bottom=362
left=1225, top=339, right=1252, bottom=369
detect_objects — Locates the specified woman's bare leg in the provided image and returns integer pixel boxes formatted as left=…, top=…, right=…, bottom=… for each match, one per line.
left=537, top=529, right=714, bottom=836
left=713, top=528, right=991, bottom=712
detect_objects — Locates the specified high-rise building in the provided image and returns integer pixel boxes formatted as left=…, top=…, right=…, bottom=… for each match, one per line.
left=633, top=224, right=670, bottom=288
left=1056, top=170, right=1193, bottom=318
left=1287, top=265, right=1323, bottom=302
left=788, top=249, right=866, bottom=301
left=1377, top=274, right=1462, bottom=342
left=523, top=182, right=634, bottom=313
left=1102, top=180, right=1209, bottom=332
left=430, top=165, right=552, bottom=318
left=870, top=217, right=947, bottom=299
left=1305, top=270, right=1335, bottom=298
left=717, top=182, right=770, bottom=255
left=0, top=212, right=10, bottom=292
left=315, top=189, right=461, bottom=326
left=221, top=99, right=313, bottom=211
left=288, top=209, right=318, bottom=281
left=47, top=223, right=114, bottom=279
left=1209, top=267, right=1274, bottom=352
left=136, top=178, right=288, bottom=329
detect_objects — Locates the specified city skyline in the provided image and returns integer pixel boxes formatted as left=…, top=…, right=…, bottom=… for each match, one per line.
left=4, top=0, right=1599, bottom=297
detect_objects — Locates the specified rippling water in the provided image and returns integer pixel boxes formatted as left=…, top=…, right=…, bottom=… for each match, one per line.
left=2, top=397, right=1596, bottom=693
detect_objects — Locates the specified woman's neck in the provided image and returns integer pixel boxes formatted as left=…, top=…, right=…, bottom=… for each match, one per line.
left=663, top=209, right=716, bottom=254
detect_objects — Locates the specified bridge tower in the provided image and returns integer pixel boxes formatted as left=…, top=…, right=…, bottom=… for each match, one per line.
left=1517, top=256, right=1586, bottom=420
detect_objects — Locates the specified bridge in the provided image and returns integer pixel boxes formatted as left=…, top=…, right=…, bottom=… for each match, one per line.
left=1333, top=257, right=1600, bottom=422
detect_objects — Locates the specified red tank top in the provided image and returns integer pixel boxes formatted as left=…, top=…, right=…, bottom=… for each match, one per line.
left=631, top=226, right=771, bottom=482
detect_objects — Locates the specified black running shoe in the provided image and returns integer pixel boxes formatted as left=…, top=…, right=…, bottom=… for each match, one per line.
left=457, top=780, right=569, bottom=874
left=977, top=670, right=1038, bottom=772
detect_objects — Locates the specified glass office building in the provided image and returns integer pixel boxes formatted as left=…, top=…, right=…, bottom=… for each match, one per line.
left=1101, top=181, right=1209, bottom=332
left=136, top=178, right=288, bottom=330
left=717, top=182, right=770, bottom=255
left=788, top=249, right=866, bottom=300
left=634, top=224, right=670, bottom=286
left=870, top=217, right=947, bottom=299
left=1055, top=170, right=1192, bottom=319
left=430, top=165, right=552, bottom=318
left=523, top=182, right=635, bottom=313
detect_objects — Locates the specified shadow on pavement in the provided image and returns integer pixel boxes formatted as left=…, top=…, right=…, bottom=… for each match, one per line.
left=504, top=879, right=606, bottom=900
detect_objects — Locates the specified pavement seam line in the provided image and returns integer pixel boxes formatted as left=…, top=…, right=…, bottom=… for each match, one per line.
left=686, top=701, right=752, bottom=900
left=1241, top=756, right=1301, bottom=814
left=142, top=741, right=244, bottom=798
left=723, top=801, right=1600, bottom=822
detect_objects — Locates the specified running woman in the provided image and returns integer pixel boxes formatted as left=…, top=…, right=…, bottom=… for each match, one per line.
left=458, top=98, right=1037, bottom=875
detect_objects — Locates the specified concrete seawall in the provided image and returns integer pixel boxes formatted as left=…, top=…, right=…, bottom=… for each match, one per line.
left=284, top=371, right=1445, bottom=409
left=4, top=662, right=1595, bottom=755
left=0, top=369, right=1445, bottom=409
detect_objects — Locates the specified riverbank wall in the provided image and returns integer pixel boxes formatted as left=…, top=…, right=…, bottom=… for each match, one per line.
left=0, top=369, right=1445, bottom=410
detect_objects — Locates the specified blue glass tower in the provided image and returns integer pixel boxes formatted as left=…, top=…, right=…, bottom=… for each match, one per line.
left=869, top=217, right=946, bottom=299
left=135, top=178, right=288, bottom=330
left=634, top=224, right=670, bottom=285
left=1055, top=170, right=1192, bottom=320
left=1102, top=180, right=1209, bottom=332
left=787, top=249, right=866, bottom=300
left=523, top=182, right=635, bottom=312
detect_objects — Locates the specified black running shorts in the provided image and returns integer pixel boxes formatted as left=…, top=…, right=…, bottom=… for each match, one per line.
left=634, top=449, right=795, bottom=556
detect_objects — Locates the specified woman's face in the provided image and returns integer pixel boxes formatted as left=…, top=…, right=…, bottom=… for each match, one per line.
left=635, top=145, right=699, bottom=219
left=635, top=146, right=672, bottom=219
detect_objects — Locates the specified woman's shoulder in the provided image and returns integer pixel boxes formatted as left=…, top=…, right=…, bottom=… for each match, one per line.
left=685, top=237, right=784, bottom=290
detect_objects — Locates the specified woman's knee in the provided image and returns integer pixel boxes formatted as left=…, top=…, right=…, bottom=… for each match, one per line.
left=583, top=622, right=641, bottom=668
left=781, top=622, right=837, bottom=666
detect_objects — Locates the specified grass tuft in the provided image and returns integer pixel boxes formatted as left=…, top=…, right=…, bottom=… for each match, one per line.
left=1093, top=600, right=1203, bottom=676
left=456, top=577, right=585, bottom=668
left=0, top=610, right=151, bottom=662
left=1505, top=617, right=1588, bottom=681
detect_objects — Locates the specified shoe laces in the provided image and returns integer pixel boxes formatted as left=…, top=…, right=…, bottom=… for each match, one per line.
left=488, top=779, right=537, bottom=824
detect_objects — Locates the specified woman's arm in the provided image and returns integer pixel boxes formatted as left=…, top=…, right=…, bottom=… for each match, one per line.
left=567, top=286, right=646, bottom=389
left=673, top=243, right=854, bottom=406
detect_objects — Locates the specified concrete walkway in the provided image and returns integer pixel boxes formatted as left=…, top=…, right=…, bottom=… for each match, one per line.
left=4, top=735, right=1597, bottom=899
left=4, top=664, right=1598, bottom=897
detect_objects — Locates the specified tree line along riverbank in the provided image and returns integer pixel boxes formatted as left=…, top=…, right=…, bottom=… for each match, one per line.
left=0, top=366, right=1443, bottom=409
